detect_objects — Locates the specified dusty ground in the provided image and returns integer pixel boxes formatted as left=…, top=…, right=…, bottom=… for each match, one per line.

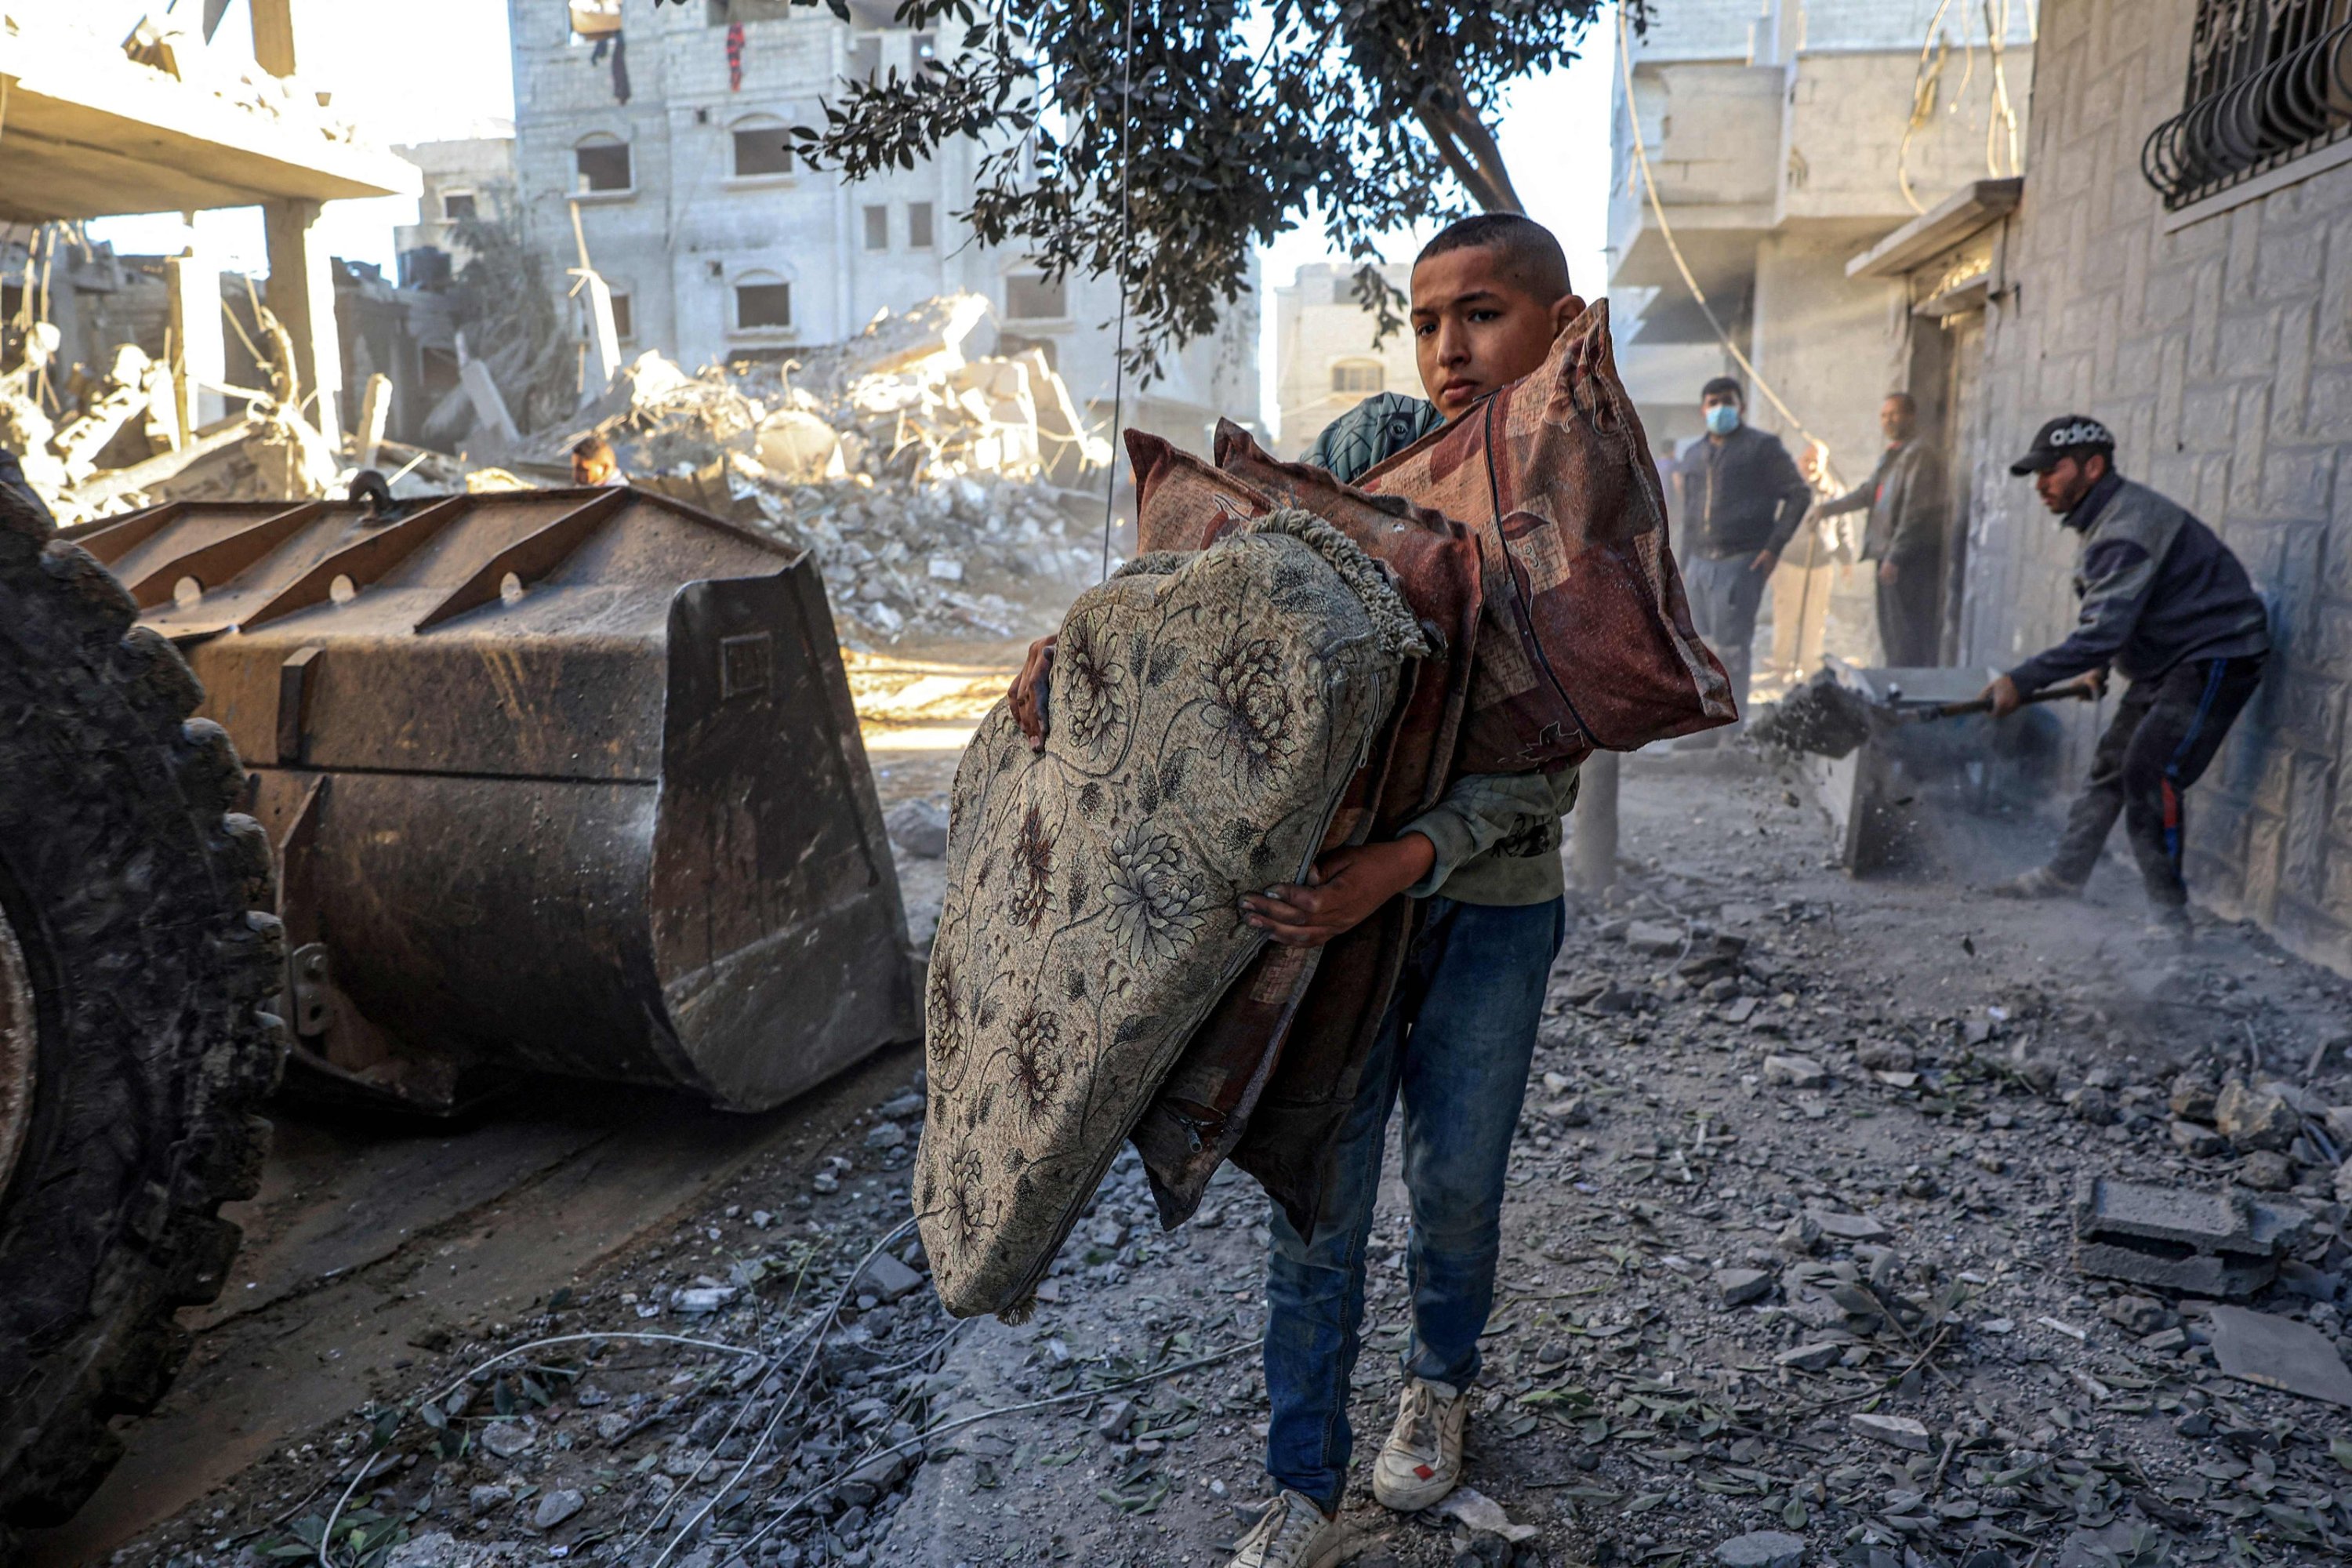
left=66, top=744, right=2352, bottom=1568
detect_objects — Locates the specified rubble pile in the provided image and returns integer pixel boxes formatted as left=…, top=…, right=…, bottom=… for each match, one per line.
left=564, top=294, right=1116, bottom=644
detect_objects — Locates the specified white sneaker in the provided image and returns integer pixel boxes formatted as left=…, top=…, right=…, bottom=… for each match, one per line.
left=1370, top=1377, right=1468, bottom=1512
left=1225, top=1490, right=1351, bottom=1568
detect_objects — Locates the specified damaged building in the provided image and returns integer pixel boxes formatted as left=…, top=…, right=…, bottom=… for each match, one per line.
left=487, top=0, right=1259, bottom=454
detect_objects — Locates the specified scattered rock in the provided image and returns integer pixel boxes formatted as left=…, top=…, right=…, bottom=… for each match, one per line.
left=2169, top=1074, right=2220, bottom=1123
left=1715, top=1530, right=1807, bottom=1568
left=864, top=1120, right=908, bottom=1150
left=1624, top=920, right=1684, bottom=956
left=2236, top=1150, right=2294, bottom=1191
left=1807, top=1210, right=1890, bottom=1243
left=1776, top=1341, right=1842, bottom=1371
left=468, top=1483, right=514, bottom=1515
left=1436, top=1486, right=1537, bottom=1544
left=2168, top=1119, right=2226, bottom=1156
left=2100, top=1294, right=2170, bottom=1335
left=532, top=1489, right=584, bottom=1530
left=884, top=798, right=949, bottom=858
left=1855, top=1040, right=1915, bottom=1073
left=481, top=1421, right=535, bottom=1459
left=1849, top=1412, right=1932, bottom=1451
left=672, top=1285, right=739, bottom=1314
left=1094, top=1397, right=1136, bottom=1440
left=1762, top=1054, right=1828, bottom=1089
left=1715, top=1267, right=1774, bottom=1306
left=858, top=1250, right=926, bottom=1303
left=2215, top=1079, right=2299, bottom=1152
left=2063, top=1085, right=2117, bottom=1125
left=1774, top=1214, right=1824, bottom=1256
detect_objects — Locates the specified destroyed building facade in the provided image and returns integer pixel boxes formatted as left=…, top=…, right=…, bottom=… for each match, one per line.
left=501, top=0, right=1259, bottom=450
left=391, top=122, right=518, bottom=286
left=1269, top=262, right=1419, bottom=458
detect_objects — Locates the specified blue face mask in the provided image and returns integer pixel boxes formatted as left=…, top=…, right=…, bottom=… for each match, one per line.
left=1705, top=403, right=1741, bottom=436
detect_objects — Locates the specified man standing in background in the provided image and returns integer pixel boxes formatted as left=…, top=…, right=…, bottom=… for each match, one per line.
left=1813, top=392, right=1947, bottom=666
left=1672, top=377, right=1813, bottom=741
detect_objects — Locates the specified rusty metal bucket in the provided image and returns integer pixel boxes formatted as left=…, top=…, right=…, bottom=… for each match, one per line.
left=65, top=484, right=919, bottom=1113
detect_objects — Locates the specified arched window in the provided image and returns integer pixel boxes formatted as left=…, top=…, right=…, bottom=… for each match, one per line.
left=1330, top=360, right=1384, bottom=396
left=574, top=134, right=632, bottom=194
left=734, top=270, right=792, bottom=331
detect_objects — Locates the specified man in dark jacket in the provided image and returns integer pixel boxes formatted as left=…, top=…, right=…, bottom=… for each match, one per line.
left=1813, top=391, right=1947, bottom=665
left=1984, top=416, right=2270, bottom=939
left=1672, top=377, right=1813, bottom=735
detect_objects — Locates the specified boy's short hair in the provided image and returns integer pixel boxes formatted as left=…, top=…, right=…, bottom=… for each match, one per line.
left=573, top=433, right=616, bottom=463
left=1700, top=376, right=1744, bottom=404
left=1414, top=213, right=1572, bottom=301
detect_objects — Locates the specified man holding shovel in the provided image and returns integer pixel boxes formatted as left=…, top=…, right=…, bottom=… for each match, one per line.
left=1984, top=416, right=2270, bottom=941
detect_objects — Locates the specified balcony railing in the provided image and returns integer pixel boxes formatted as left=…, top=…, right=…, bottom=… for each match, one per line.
left=2141, top=0, right=2352, bottom=209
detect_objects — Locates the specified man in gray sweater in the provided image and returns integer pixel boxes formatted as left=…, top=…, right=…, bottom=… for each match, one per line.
left=1812, top=391, right=1947, bottom=665
left=1984, top=416, right=2270, bottom=939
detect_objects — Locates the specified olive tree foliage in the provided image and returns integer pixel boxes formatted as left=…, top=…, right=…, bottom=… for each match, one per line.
left=664, top=0, right=1646, bottom=376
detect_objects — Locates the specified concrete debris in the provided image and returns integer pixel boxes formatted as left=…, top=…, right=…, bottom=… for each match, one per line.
left=857, top=1251, right=925, bottom=1304
left=1762, top=1054, right=1828, bottom=1089
left=884, top=798, right=951, bottom=858
left=1715, top=1267, right=1774, bottom=1305
left=1715, top=1530, right=1807, bottom=1568
left=2072, top=1175, right=2309, bottom=1298
left=2212, top=1078, right=2300, bottom=1152
left=531, top=1487, right=584, bottom=1529
left=1849, top=1412, right=1932, bottom=1451
left=1436, top=1485, right=1538, bottom=1544
left=1807, top=1209, right=1890, bottom=1242
left=2206, top=1305, right=2352, bottom=1407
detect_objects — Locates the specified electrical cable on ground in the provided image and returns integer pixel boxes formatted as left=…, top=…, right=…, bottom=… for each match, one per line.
left=1100, top=0, right=1134, bottom=581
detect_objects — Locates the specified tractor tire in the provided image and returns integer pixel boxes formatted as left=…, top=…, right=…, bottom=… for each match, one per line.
left=0, top=483, right=285, bottom=1540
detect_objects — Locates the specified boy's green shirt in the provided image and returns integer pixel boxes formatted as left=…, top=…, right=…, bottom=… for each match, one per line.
left=1307, top=394, right=1576, bottom=907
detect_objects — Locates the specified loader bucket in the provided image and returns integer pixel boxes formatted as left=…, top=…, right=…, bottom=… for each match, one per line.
left=65, top=485, right=919, bottom=1113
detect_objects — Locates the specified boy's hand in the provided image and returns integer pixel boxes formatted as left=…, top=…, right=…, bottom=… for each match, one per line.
left=1749, top=548, right=1778, bottom=575
left=1009, top=635, right=1056, bottom=750
left=1242, top=837, right=1436, bottom=948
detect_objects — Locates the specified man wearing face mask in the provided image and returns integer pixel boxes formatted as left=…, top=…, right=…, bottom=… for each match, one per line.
left=1671, top=377, right=1813, bottom=739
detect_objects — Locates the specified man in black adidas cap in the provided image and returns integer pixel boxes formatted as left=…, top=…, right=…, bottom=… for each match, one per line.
left=1981, top=415, right=2270, bottom=940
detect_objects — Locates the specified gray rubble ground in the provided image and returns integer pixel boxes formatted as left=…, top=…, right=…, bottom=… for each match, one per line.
left=103, top=750, right=2352, bottom=1568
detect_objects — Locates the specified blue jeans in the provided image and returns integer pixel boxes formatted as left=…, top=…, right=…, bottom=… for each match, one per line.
left=1261, top=895, right=1566, bottom=1512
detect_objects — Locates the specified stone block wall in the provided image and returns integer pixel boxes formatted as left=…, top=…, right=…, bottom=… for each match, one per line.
left=1962, top=0, right=2352, bottom=968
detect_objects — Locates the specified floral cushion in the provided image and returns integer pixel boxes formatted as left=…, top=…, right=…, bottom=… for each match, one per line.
left=916, top=513, right=1424, bottom=1319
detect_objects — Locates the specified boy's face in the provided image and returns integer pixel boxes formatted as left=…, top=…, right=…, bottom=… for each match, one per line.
left=1410, top=245, right=1584, bottom=419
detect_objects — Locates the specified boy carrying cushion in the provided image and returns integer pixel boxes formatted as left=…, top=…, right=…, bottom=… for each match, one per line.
left=1011, top=214, right=1589, bottom=1568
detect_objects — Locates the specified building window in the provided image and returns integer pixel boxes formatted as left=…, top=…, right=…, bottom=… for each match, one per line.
left=907, top=201, right=935, bottom=250
left=609, top=292, right=634, bottom=341
left=1004, top=272, right=1066, bottom=321
left=913, top=31, right=938, bottom=67
left=575, top=139, right=632, bottom=194
left=863, top=205, right=889, bottom=251
left=731, top=128, right=793, bottom=177
left=845, top=33, right=882, bottom=86
left=442, top=190, right=478, bottom=223
left=736, top=278, right=792, bottom=330
left=1330, top=361, right=1384, bottom=396
left=2144, top=1, right=2352, bottom=209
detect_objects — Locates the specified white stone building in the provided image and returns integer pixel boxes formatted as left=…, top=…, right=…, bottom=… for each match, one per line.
left=1270, top=262, right=1418, bottom=456
left=391, top=125, right=517, bottom=285
left=503, top=0, right=1256, bottom=451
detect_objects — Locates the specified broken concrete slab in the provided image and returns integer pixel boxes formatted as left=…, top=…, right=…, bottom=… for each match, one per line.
left=1807, top=1209, right=1890, bottom=1242
left=2072, top=1175, right=2308, bottom=1298
left=1849, top=1412, right=1932, bottom=1451
left=1763, top=1054, right=1829, bottom=1089
left=1716, top=1267, right=1774, bottom=1305
left=1775, top=1341, right=1844, bottom=1371
left=858, top=1251, right=926, bottom=1304
left=1624, top=920, right=1685, bottom=956
left=2207, top=1305, right=2352, bottom=1407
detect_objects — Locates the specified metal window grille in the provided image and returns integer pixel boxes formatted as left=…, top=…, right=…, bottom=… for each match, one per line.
left=2142, top=0, right=2352, bottom=209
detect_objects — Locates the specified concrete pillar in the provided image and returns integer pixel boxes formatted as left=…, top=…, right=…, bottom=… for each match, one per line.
left=165, top=250, right=224, bottom=443
left=263, top=198, right=343, bottom=445
left=250, top=0, right=297, bottom=77
left=354, top=372, right=391, bottom=470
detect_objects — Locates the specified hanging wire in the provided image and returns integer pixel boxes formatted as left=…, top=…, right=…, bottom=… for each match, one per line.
left=1615, top=2, right=1842, bottom=489
left=1100, top=0, right=1134, bottom=580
